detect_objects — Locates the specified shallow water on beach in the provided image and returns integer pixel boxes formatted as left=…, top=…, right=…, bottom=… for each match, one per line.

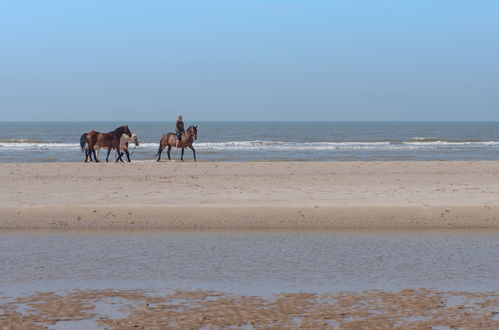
left=1, top=230, right=498, bottom=297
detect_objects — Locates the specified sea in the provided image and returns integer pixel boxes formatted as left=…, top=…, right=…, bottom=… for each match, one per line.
left=1, top=121, right=499, bottom=162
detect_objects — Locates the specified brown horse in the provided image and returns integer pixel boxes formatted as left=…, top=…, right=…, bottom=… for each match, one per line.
left=156, top=125, right=198, bottom=161
left=80, top=125, right=132, bottom=162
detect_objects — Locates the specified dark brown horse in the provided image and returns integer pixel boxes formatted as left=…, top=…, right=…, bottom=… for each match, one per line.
left=80, top=125, right=132, bottom=162
left=156, top=125, right=198, bottom=161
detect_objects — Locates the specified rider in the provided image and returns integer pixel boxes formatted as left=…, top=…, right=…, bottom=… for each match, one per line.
left=175, top=115, right=185, bottom=149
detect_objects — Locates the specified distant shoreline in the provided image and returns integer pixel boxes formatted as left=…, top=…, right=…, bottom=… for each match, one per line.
left=1, top=161, right=498, bottom=230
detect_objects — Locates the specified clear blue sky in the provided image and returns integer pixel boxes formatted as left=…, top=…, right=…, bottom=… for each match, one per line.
left=1, top=0, right=498, bottom=121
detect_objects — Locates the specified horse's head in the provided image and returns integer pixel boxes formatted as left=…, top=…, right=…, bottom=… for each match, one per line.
left=188, top=125, right=198, bottom=140
left=124, top=125, right=132, bottom=137
left=131, top=134, right=139, bottom=146
left=114, top=125, right=132, bottom=137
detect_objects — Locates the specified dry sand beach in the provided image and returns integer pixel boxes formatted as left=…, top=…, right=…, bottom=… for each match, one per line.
left=1, top=161, right=499, bottom=229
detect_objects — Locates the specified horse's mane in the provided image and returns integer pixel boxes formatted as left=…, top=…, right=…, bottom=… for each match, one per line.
left=112, top=126, right=126, bottom=133
left=187, top=125, right=196, bottom=131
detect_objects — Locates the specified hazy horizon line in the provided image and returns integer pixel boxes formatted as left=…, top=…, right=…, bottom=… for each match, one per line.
left=2, top=120, right=499, bottom=123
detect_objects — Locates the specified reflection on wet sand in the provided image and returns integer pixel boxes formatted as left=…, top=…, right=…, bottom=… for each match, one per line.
left=1, top=230, right=498, bottom=328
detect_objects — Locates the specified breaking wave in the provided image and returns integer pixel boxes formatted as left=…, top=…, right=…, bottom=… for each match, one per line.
left=2, top=140, right=499, bottom=151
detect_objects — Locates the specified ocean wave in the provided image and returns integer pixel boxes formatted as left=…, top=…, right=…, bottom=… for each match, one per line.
left=0, top=139, right=47, bottom=143
left=408, top=137, right=496, bottom=143
left=402, top=141, right=499, bottom=146
left=193, top=141, right=392, bottom=150
left=0, top=142, right=81, bottom=150
left=2, top=140, right=499, bottom=152
left=410, top=137, right=438, bottom=142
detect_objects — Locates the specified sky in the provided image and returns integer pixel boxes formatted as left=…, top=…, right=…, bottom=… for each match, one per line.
left=1, top=0, right=498, bottom=121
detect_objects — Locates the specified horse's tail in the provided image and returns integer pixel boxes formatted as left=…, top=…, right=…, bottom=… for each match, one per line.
left=80, top=133, right=87, bottom=152
left=155, top=138, right=163, bottom=156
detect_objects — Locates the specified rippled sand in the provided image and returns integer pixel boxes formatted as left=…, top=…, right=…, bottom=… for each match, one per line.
left=1, top=289, right=498, bottom=329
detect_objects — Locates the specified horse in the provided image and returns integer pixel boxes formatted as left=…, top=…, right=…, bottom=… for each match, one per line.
left=116, top=133, right=139, bottom=162
left=156, top=125, right=198, bottom=162
left=94, top=133, right=139, bottom=162
left=80, top=125, right=132, bottom=162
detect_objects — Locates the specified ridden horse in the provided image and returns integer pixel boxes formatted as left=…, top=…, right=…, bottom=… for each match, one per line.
left=156, top=125, right=198, bottom=161
left=80, top=125, right=132, bottom=162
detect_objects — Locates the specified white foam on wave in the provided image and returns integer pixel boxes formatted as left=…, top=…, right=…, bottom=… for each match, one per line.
left=402, top=141, right=499, bottom=146
left=411, top=137, right=438, bottom=142
left=194, top=141, right=392, bottom=150
left=1, top=140, right=499, bottom=151
left=0, top=142, right=81, bottom=150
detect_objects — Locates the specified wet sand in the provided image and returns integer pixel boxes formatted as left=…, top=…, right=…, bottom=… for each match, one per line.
left=1, top=161, right=499, bottom=229
left=2, top=289, right=498, bottom=329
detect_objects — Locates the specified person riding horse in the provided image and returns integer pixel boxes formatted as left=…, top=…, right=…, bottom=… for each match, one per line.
left=157, top=125, right=198, bottom=161
left=175, top=115, right=185, bottom=149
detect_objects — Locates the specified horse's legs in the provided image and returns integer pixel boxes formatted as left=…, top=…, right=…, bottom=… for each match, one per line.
left=167, top=146, right=172, bottom=160
left=116, top=149, right=124, bottom=162
left=92, top=149, right=99, bottom=162
left=94, top=148, right=99, bottom=162
left=106, top=148, right=112, bottom=162
left=115, top=146, right=124, bottom=162
left=156, top=139, right=163, bottom=162
left=190, top=146, right=196, bottom=162
left=181, top=148, right=185, bottom=161
left=124, top=149, right=131, bottom=162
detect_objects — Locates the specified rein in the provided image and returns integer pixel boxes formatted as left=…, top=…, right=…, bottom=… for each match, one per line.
left=130, top=144, right=137, bottom=156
